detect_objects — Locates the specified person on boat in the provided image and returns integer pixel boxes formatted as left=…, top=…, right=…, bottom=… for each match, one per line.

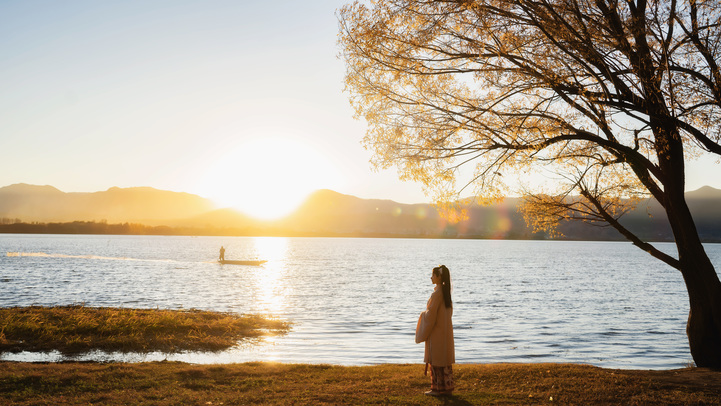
left=415, top=265, right=455, bottom=396
left=219, top=246, right=225, bottom=261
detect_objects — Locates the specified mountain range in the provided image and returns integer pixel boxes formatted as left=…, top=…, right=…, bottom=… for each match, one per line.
left=1, top=183, right=721, bottom=241
left=0, top=184, right=214, bottom=225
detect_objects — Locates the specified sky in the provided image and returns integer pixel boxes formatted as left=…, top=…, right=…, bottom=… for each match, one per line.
left=1, top=1, right=719, bottom=219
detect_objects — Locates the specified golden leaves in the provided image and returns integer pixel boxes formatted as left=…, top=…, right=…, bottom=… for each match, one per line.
left=338, top=0, right=720, bottom=227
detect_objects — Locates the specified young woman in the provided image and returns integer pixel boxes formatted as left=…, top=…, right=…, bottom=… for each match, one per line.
left=415, top=264, right=455, bottom=396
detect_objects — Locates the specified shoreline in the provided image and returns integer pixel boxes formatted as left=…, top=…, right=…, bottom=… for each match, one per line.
left=1, top=361, right=719, bottom=405
left=0, top=352, right=695, bottom=371
left=6, top=225, right=721, bottom=244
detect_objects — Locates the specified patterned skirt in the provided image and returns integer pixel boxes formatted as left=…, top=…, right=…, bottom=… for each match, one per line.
left=430, top=364, right=454, bottom=393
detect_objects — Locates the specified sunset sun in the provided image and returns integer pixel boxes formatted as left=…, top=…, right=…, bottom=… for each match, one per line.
left=195, top=135, right=342, bottom=220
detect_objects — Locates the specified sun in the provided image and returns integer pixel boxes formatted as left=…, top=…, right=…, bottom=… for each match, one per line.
left=194, top=135, right=342, bottom=220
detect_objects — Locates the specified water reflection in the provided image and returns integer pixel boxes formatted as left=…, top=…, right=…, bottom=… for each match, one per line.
left=252, top=237, right=289, bottom=314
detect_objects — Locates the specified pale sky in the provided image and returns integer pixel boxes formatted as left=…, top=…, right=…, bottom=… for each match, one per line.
left=1, top=1, right=719, bottom=218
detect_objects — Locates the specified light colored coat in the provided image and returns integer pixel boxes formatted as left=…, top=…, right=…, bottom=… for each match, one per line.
left=415, top=286, right=455, bottom=366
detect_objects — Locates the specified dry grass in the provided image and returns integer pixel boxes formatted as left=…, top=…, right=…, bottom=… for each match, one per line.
left=0, top=306, right=289, bottom=355
left=1, top=306, right=719, bottom=404
left=0, top=362, right=719, bottom=405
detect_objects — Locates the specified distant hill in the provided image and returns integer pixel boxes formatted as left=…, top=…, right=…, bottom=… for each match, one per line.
left=0, top=183, right=216, bottom=224
left=626, top=186, right=721, bottom=242
left=278, top=188, right=721, bottom=241
left=280, top=189, right=446, bottom=236
left=1, top=183, right=720, bottom=241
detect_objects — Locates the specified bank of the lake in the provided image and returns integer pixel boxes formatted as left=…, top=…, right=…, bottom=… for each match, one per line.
left=1, top=361, right=720, bottom=405
left=2, top=306, right=719, bottom=404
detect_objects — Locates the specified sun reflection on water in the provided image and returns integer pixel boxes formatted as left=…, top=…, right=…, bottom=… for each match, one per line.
left=251, top=237, right=290, bottom=315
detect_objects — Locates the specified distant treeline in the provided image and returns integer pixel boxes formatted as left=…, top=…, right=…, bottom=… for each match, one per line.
left=2, top=219, right=718, bottom=242
left=0, top=220, right=445, bottom=239
left=0, top=220, right=268, bottom=236
left=0, top=220, right=180, bottom=235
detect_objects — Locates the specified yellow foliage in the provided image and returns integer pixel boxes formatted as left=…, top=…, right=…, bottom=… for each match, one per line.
left=338, top=0, right=720, bottom=231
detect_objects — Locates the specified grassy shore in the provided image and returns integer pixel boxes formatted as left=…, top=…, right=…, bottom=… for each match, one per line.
left=1, top=306, right=720, bottom=404
left=0, top=306, right=289, bottom=355
left=0, top=361, right=720, bottom=405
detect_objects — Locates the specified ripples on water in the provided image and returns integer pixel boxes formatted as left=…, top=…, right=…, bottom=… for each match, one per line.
left=2, top=234, right=720, bottom=369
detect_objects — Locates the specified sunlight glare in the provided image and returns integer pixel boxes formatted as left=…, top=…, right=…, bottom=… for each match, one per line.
left=253, top=237, right=289, bottom=314
left=195, top=135, right=342, bottom=219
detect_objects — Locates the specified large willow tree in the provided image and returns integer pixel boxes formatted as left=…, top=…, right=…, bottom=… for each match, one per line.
left=339, top=0, right=721, bottom=367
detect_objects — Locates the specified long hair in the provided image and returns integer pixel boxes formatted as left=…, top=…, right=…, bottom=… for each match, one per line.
left=433, top=265, right=452, bottom=309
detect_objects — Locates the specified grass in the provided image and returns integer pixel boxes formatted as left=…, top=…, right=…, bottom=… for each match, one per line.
left=0, top=362, right=720, bottom=405
left=1, top=306, right=719, bottom=404
left=0, top=305, right=290, bottom=355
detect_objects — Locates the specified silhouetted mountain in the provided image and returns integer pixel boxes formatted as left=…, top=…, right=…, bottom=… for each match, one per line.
left=276, top=189, right=536, bottom=238
left=277, top=188, right=721, bottom=241
left=281, top=189, right=446, bottom=236
left=619, top=186, right=721, bottom=242
left=1, top=183, right=720, bottom=241
left=0, top=183, right=216, bottom=224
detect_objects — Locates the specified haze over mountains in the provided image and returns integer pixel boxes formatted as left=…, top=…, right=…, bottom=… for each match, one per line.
left=0, top=184, right=214, bottom=225
left=1, top=183, right=720, bottom=241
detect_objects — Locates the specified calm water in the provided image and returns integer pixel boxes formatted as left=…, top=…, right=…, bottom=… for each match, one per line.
left=2, top=234, right=720, bottom=369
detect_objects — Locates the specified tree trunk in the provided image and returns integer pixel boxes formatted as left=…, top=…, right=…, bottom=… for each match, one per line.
left=647, top=70, right=721, bottom=366
left=666, top=189, right=721, bottom=368
left=680, top=254, right=721, bottom=368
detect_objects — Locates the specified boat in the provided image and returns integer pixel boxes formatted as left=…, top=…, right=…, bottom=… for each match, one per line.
left=218, top=259, right=267, bottom=266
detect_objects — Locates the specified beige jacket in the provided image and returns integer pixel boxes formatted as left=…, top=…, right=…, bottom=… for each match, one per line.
left=415, top=286, right=455, bottom=366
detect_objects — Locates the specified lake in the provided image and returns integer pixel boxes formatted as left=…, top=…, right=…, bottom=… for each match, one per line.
left=2, top=234, right=720, bottom=369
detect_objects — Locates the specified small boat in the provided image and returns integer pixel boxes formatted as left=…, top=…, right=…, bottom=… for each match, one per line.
left=218, top=259, right=267, bottom=266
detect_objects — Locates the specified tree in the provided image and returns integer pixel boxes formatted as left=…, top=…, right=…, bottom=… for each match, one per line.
left=338, top=0, right=721, bottom=367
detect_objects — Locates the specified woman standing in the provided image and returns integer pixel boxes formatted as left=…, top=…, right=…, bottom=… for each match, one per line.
left=415, top=265, right=455, bottom=396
